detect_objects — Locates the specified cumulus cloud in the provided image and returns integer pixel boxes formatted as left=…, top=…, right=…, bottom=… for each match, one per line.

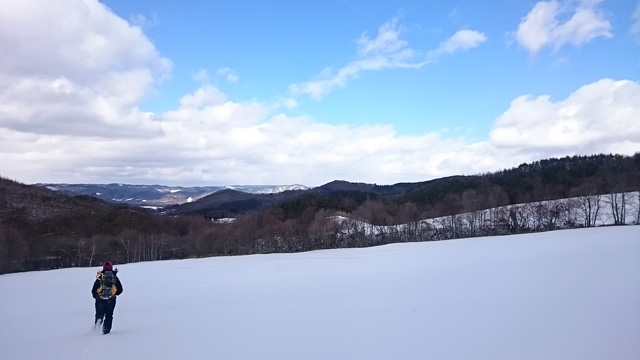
left=290, top=16, right=486, bottom=100
left=516, top=0, right=612, bottom=54
left=0, top=0, right=171, bottom=139
left=490, top=79, right=640, bottom=157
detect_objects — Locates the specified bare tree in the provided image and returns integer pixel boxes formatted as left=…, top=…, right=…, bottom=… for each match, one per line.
left=88, top=238, right=97, bottom=267
left=507, top=204, right=530, bottom=233
left=604, top=192, right=627, bottom=225
left=573, top=194, right=602, bottom=227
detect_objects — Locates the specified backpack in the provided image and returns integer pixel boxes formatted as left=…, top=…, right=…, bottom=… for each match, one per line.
left=97, top=270, right=118, bottom=300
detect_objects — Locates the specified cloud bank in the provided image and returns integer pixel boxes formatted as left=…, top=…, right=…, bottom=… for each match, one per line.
left=490, top=79, right=640, bottom=156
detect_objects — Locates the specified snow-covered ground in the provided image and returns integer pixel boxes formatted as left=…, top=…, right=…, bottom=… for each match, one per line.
left=1, top=226, right=639, bottom=360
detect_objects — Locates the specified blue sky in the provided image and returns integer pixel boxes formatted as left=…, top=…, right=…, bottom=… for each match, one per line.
left=106, top=0, right=637, bottom=136
left=1, top=0, right=639, bottom=186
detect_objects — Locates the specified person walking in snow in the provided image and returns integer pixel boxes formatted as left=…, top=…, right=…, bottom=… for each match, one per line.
left=91, top=261, right=123, bottom=334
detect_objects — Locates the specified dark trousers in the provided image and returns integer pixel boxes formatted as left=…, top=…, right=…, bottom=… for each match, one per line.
left=95, top=298, right=117, bottom=331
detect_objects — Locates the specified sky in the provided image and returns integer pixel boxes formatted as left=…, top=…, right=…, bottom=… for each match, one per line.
left=1, top=0, right=639, bottom=186
left=1, top=225, right=639, bottom=359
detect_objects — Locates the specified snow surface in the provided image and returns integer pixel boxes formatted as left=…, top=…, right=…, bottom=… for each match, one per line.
left=1, top=226, right=639, bottom=360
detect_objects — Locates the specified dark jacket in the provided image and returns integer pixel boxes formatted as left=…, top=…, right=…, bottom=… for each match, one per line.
left=91, top=270, right=123, bottom=300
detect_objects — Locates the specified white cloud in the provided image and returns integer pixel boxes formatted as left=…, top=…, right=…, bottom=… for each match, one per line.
left=3, top=78, right=638, bottom=186
left=290, top=17, right=486, bottom=100
left=216, top=67, right=239, bottom=83
left=177, top=86, right=227, bottom=109
left=516, top=0, right=612, bottom=54
left=356, top=16, right=409, bottom=57
left=0, top=0, right=170, bottom=80
left=490, top=78, right=640, bottom=156
left=0, top=0, right=171, bottom=138
left=428, top=29, right=488, bottom=58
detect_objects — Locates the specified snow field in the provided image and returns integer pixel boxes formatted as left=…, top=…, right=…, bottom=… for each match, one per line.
left=1, top=226, right=639, bottom=360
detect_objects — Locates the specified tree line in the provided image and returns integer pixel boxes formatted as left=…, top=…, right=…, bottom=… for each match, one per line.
left=0, top=153, right=638, bottom=274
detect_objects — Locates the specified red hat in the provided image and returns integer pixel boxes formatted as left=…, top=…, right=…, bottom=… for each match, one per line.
left=103, top=261, right=113, bottom=271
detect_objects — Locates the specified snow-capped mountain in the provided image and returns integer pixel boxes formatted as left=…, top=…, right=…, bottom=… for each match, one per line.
left=250, top=184, right=309, bottom=194
left=37, top=183, right=310, bottom=207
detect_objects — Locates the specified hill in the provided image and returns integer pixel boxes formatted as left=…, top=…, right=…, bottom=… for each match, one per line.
left=167, top=153, right=640, bottom=220
left=35, top=154, right=640, bottom=222
left=0, top=176, right=190, bottom=273
left=1, top=153, right=639, bottom=274
left=162, top=188, right=305, bottom=218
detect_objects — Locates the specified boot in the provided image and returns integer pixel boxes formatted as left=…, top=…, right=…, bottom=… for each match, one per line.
left=94, top=316, right=103, bottom=330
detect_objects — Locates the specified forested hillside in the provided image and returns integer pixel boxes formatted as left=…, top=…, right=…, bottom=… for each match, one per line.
left=259, top=154, right=640, bottom=224
left=1, top=154, right=638, bottom=274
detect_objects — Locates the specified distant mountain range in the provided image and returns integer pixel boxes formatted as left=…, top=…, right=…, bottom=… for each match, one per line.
left=33, top=154, right=640, bottom=220
left=37, top=183, right=310, bottom=207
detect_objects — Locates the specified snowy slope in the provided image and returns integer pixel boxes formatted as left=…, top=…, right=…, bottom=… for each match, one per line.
left=1, top=226, right=639, bottom=360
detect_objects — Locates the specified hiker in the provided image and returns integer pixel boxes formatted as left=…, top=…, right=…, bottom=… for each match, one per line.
left=91, top=261, right=123, bottom=334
